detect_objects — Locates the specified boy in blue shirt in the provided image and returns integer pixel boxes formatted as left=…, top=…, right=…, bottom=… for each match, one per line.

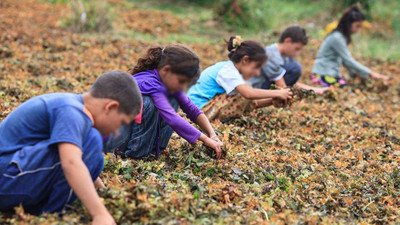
left=249, top=25, right=329, bottom=95
left=0, top=71, right=142, bottom=225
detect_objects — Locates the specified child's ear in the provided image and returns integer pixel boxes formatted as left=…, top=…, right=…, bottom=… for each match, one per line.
left=160, top=65, right=172, bottom=75
left=242, top=55, right=250, bottom=64
left=104, top=100, right=120, bottom=115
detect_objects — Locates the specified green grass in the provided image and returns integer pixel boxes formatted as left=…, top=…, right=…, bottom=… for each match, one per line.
left=352, top=35, right=400, bottom=60
left=43, top=0, right=400, bottom=60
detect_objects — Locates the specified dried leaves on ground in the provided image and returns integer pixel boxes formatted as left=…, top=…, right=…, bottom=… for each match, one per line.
left=1, top=1, right=400, bottom=224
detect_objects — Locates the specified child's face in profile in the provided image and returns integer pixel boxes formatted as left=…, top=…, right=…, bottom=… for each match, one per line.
left=160, top=66, right=191, bottom=93
left=95, top=105, right=136, bottom=136
left=239, top=57, right=264, bottom=80
left=351, top=21, right=363, bottom=34
left=283, top=40, right=304, bottom=58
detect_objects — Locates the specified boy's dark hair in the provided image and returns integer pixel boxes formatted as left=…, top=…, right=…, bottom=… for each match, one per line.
left=90, top=71, right=142, bottom=116
left=334, top=5, right=365, bottom=44
left=279, top=25, right=308, bottom=45
left=227, top=36, right=267, bottom=66
left=129, top=44, right=200, bottom=82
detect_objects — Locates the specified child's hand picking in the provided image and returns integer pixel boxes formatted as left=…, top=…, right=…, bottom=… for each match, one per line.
left=370, top=71, right=390, bottom=81
left=278, top=88, right=293, bottom=104
left=92, top=212, right=116, bottom=225
left=204, top=137, right=222, bottom=159
left=313, top=87, right=330, bottom=95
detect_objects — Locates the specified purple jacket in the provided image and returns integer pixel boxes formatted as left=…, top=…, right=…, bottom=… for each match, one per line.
left=133, top=69, right=203, bottom=144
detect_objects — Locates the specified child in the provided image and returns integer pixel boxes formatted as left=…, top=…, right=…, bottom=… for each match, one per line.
left=312, top=6, right=389, bottom=87
left=249, top=25, right=329, bottom=95
left=187, top=36, right=293, bottom=121
left=0, top=71, right=142, bottom=224
left=104, top=44, right=223, bottom=159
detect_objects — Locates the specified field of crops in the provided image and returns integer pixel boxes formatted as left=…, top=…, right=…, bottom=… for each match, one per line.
left=1, top=0, right=400, bottom=224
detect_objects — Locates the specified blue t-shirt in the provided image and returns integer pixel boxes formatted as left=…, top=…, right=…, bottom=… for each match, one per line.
left=0, top=93, right=102, bottom=155
left=187, top=61, right=246, bottom=109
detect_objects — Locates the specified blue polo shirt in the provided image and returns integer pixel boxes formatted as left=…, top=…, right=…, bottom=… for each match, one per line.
left=0, top=93, right=102, bottom=174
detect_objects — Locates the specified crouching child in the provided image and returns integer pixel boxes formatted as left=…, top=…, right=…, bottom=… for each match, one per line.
left=0, top=71, right=142, bottom=224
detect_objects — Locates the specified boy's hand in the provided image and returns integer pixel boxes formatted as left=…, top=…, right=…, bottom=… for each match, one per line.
left=58, top=143, right=113, bottom=224
left=277, top=89, right=293, bottom=104
left=92, top=213, right=116, bottom=225
left=272, top=98, right=283, bottom=108
left=94, top=177, right=105, bottom=189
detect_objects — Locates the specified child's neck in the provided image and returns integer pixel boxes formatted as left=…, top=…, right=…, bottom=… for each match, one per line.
left=82, top=93, right=96, bottom=113
left=233, top=61, right=242, bottom=74
left=232, top=61, right=249, bottom=80
left=277, top=43, right=286, bottom=56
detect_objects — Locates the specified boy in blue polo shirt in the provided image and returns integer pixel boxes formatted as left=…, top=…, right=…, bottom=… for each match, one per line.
left=0, top=71, right=142, bottom=224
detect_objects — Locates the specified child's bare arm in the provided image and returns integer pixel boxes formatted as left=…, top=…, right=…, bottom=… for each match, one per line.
left=235, top=84, right=293, bottom=102
left=254, top=98, right=274, bottom=108
left=295, top=82, right=329, bottom=95
left=274, top=78, right=287, bottom=88
left=198, top=134, right=222, bottom=159
left=370, top=71, right=390, bottom=81
left=94, top=177, right=106, bottom=189
left=58, top=143, right=115, bottom=225
left=196, top=114, right=218, bottom=139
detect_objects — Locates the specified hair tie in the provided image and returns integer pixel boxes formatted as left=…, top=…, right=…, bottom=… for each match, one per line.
left=161, top=47, right=165, bottom=54
left=231, top=35, right=243, bottom=52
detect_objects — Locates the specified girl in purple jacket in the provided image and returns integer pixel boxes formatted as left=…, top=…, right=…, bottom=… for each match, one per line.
left=104, top=44, right=223, bottom=159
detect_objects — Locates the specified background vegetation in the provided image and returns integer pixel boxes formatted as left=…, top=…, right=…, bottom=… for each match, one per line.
left=1, top=0, right=400, bottom=224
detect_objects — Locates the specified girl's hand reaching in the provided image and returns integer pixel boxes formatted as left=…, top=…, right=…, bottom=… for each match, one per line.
left=203, top=136, right=223, bottom=159
left=370, top=71, right=390, bottom=81
left=211, top=135, right=223, bottom=146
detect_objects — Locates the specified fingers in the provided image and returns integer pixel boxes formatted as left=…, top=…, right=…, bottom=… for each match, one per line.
left=215, top=146, right=222, bottom=159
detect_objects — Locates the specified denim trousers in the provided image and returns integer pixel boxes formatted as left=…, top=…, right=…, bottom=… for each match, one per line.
left=104, top=95, right=178, bottom=159
left=0, top=128, right=103, bottom=214
left=262, top=58, right=302, bottom=89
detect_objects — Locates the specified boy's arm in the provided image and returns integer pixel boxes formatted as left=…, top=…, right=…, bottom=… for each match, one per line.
left=274, top=78, right=287, bottom=88
left=254, top=98, right=274, bottom=108
left=95, top=177, right=106, bottom=189
left=58, top=143, right=115, bottom=225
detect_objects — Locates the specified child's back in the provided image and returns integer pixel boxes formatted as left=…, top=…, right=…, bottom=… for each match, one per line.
left=187, top=61, right=230, bottom=109
left=0, top=93, right=98, bottom=154
left=0, top=71, right=142, bottom=224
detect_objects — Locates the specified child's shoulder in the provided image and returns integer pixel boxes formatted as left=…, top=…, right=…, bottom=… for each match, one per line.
left=202, top=61, right=230, bottom=76
left=34, top=93, right=86, bottom=117
left=41, top=93, right=83, bottom=107
left=219, top=60, right=240, bottom=76
left=266, top=43, right=278, bottom=50
left=212, top=60, right=231, bottom=69
left=328, top=31, right=345, bottom=41
left=266, top=43, right=280, bottom=57
left=134, top=69, right=161, bottom=84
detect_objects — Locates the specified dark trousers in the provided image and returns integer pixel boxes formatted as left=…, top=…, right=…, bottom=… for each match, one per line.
left=0, top=129, right=103, bottom=214
left=262, top=59, right=302, bottom=89
left=104, top=96, right=178, bottom=159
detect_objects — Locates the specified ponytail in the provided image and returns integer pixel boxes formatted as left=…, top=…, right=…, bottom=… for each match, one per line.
left=128, top=46, right=163, bottom=74
left=227, top=36, right=267, bottom=65
left=129, top=44, right=200, bottom=81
